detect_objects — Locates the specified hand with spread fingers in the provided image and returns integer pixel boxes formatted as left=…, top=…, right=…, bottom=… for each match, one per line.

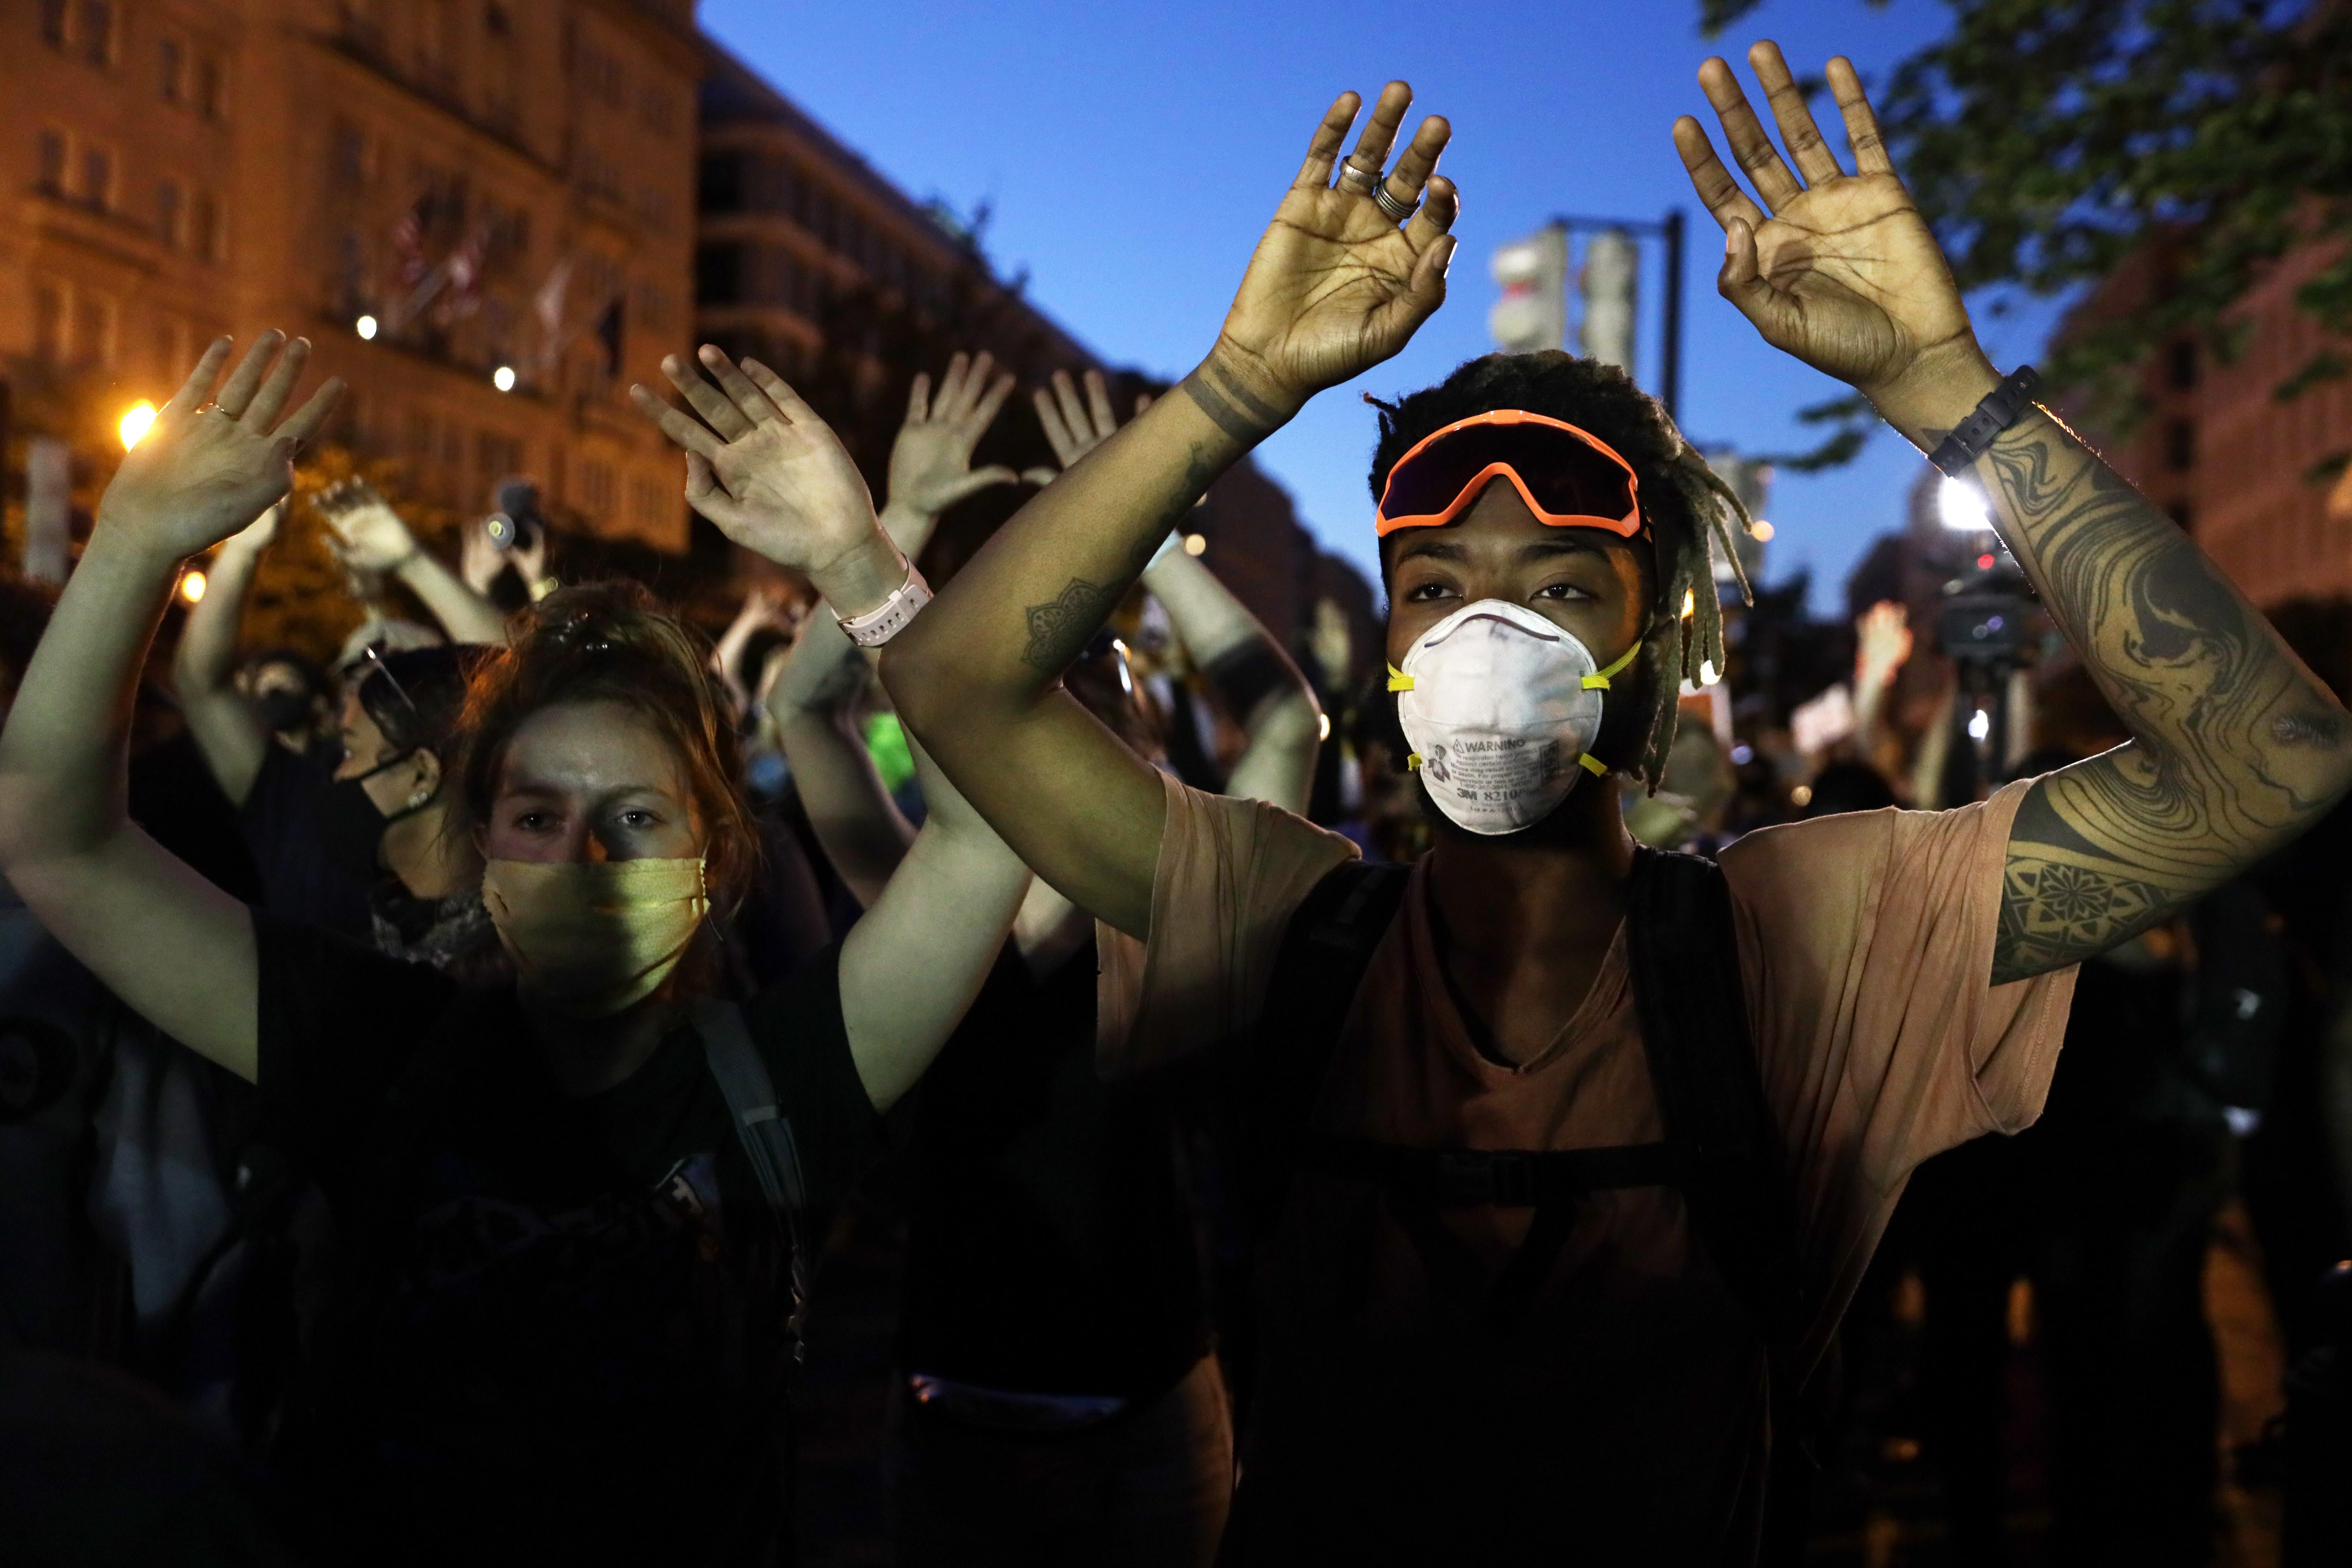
left=631, top=345, right=905, bottom=617
left=1673, top=44, right=1989, bottom=438
left=887, top=351, right=1021, bottom=518
left=1200, top=81, right=1460, bottom=433
left=99, top=333, right=344, bottom=562
left=1027, top=368, right=1150, bottom=483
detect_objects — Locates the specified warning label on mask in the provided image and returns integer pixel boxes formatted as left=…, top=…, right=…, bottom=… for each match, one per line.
left=1422, top=735, right=1560, bottom=802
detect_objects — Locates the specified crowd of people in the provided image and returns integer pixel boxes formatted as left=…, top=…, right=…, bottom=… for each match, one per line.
left=4, top=37, right=2351, bottom=1568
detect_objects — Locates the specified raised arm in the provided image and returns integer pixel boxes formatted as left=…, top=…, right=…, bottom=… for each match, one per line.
left=1031, top=368, right=1324, bottom=813
left=882, top=84, right=1457, bottom=934
left=761, top=356, right=1019, bottom=906
left=169, top=502, right=279, bottom=806
left=0, top=334, right=343, bottom=1081
left=318, top=480, right=508, bottom=646
left=631, top=346, right=1029, bottom=1111
left=1678, top=43, right=2352, bottom=983
left=767, top=609, right=914, bottom=908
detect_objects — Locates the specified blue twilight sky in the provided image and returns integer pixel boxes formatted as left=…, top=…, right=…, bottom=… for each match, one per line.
left=701, top=0, right=2070, bottom=615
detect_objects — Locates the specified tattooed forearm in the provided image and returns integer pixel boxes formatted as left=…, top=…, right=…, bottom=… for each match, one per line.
left=1981, top=408, right=2352, bottom=982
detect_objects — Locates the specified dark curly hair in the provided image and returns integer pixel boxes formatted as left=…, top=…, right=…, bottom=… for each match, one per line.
left=452, top=582, right=759, bottom=928
left=1367, top=351, right=1756, bottom=791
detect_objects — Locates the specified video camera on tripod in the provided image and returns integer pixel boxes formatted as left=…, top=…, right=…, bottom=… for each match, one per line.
left=1934, top=547, right=2034, bottom=802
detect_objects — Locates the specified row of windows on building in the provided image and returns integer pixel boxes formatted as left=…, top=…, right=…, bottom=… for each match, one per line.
left=42, top=0, right=229, bottom=119
left=28, top=283, right=217, bottom=379
left=698, top=151, right=947, bottom=303
left=335, top=2, right=680, bottom=145
left=394, top=408, right=669, bottom=533
left=36, top=131, right=226, bottom=261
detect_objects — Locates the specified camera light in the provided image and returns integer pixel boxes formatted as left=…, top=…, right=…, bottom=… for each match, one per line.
left=178, top=568, right=207, bottom=604
left=1968, top=708, right=1991, bottom=742
left=355, top=314, right=379, bottom=341
left=492, top=365, right=518, bottom=393
left=1939, top=478, right=1990, bottom=532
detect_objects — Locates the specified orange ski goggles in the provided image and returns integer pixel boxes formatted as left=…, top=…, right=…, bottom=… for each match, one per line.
left=1375, top=410, right=1644, bottom=539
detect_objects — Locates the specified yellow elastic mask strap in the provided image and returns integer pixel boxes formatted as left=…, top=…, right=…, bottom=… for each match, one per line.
left=1387, top=663, right=1414, bottom=693
left=1580, top=639, right=1642, bottom=691
left=1576, top=752, right=1610, bottom=777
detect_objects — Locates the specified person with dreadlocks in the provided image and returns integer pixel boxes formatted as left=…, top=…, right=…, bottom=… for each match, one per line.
left=866, top=52, right=2352, bottom=1566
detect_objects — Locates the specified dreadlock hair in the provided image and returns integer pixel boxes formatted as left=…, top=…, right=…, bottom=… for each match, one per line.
left=1366, top=351, right=1757, bottom=792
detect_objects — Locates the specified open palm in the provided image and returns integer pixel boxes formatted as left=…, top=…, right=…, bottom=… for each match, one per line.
left=1218, top=83, right=1460, bottom=409
left=101, top=334, right=341, bottom=560
left=632, top=346, right=874, bottom=575
left=1674, top=44, right=1977, bottom=399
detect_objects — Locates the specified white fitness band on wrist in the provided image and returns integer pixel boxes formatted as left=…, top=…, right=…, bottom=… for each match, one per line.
left=833, top=557, right=933, bottom=648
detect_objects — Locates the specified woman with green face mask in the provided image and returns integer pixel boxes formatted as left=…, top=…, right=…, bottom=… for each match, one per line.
left=0, top=334, right=1033, bottom=1566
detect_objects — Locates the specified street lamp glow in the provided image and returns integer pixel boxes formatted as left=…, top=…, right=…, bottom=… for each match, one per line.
left=1182, top=532, right=1206, bottom=556
left=119, top=402, right=157, bottom=449
left=1750, top=519, right=1775, bottom=543
left=1968, top=707, right=1992, bottom=742
left=492, top=365, right=517, bottom=392
left=178, top=569, right=207, bottom=605
left=355, top=314, right=379, bottom=340
left=1939, top=477, right=1991, bottom=532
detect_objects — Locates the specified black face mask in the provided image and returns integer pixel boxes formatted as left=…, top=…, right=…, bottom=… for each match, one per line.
left=256, top=688, right=314, bottom=736
left=317, top=751, right=428, bottom=884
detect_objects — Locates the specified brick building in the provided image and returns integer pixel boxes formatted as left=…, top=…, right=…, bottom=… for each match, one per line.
left=690, top=38, right=1360, bottom=654
left=2, top=0, right=702, bottom=553
left=2059, top=240, right=2352, bottom=608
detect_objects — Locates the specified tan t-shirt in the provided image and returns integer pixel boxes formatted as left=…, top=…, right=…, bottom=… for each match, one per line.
left=1100, top=771, right=2076, bottom=1564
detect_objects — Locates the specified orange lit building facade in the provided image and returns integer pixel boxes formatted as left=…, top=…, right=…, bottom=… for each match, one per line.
left=1, top=0, right=702, bottom=551
left=2061, top=240, right=2352, bottom=609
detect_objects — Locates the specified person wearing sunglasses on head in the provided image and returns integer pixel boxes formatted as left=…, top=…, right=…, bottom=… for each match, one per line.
left=869, top=58, right=2352, bottom=1566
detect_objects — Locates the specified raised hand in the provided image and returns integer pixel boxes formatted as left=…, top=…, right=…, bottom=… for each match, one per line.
left=316, top=478, right=421, bottom=574
left=221, top=500, right=284, bottom=559
left=888, top=351, right=1019, bottom=515
left=632, top=346, right=903, bottom=614
left=98, top=334, right=342, bottom=563
left=1028, top=369, right=1151, bottom=481
left=1853, top=600, right=1913, bottom=693
left=459, top=515, right=503, bottom=595
left=1673, top=45, right=1986, bottom=429
left=1200, top=82, right=1459, bottom=430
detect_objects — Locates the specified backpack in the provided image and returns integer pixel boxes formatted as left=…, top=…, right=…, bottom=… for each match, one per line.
left=1238, top=846, right=1824, bottom=1549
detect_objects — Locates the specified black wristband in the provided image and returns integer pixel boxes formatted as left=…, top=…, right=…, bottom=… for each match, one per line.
left=1927, top=365, right=2043, bottom=478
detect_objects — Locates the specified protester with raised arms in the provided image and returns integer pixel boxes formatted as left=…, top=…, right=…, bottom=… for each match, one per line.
left=758, top=354, right=1319, bottom=1565
left=863, top=61, right=2352, bottom=1564
left=0, top=331, right=1031, bottom=1566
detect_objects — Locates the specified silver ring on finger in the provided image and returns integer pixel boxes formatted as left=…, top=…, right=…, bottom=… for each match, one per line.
left=1373, top=181, right=1421, bottom=224
left=1337, top=159, right=1382, bottom=195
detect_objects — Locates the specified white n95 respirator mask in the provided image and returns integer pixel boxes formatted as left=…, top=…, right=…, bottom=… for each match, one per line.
left=1387, top=599, right=1639, bottom=837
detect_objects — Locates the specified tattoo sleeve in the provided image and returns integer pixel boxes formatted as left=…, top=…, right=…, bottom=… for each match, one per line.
left=1983, top=410, right=2352, bottom=983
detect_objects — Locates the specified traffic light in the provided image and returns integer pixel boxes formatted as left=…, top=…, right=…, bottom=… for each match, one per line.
left=1579, top=228, right=1638, bottom=372
left=1489, top=224, right=1568, bottom=354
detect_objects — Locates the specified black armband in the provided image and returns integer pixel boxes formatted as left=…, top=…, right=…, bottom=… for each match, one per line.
left=1202, top=642, right=1296, bottom=720
left=1927, top=365, right=2043, bottom=478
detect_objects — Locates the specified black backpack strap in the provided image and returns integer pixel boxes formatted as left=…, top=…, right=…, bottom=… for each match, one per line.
left=1238, top=859, right=1412, bottom=1238
left=1622, top=847, right=1805, bottom=1342
left=691, top=998, right=812, bottom=1360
